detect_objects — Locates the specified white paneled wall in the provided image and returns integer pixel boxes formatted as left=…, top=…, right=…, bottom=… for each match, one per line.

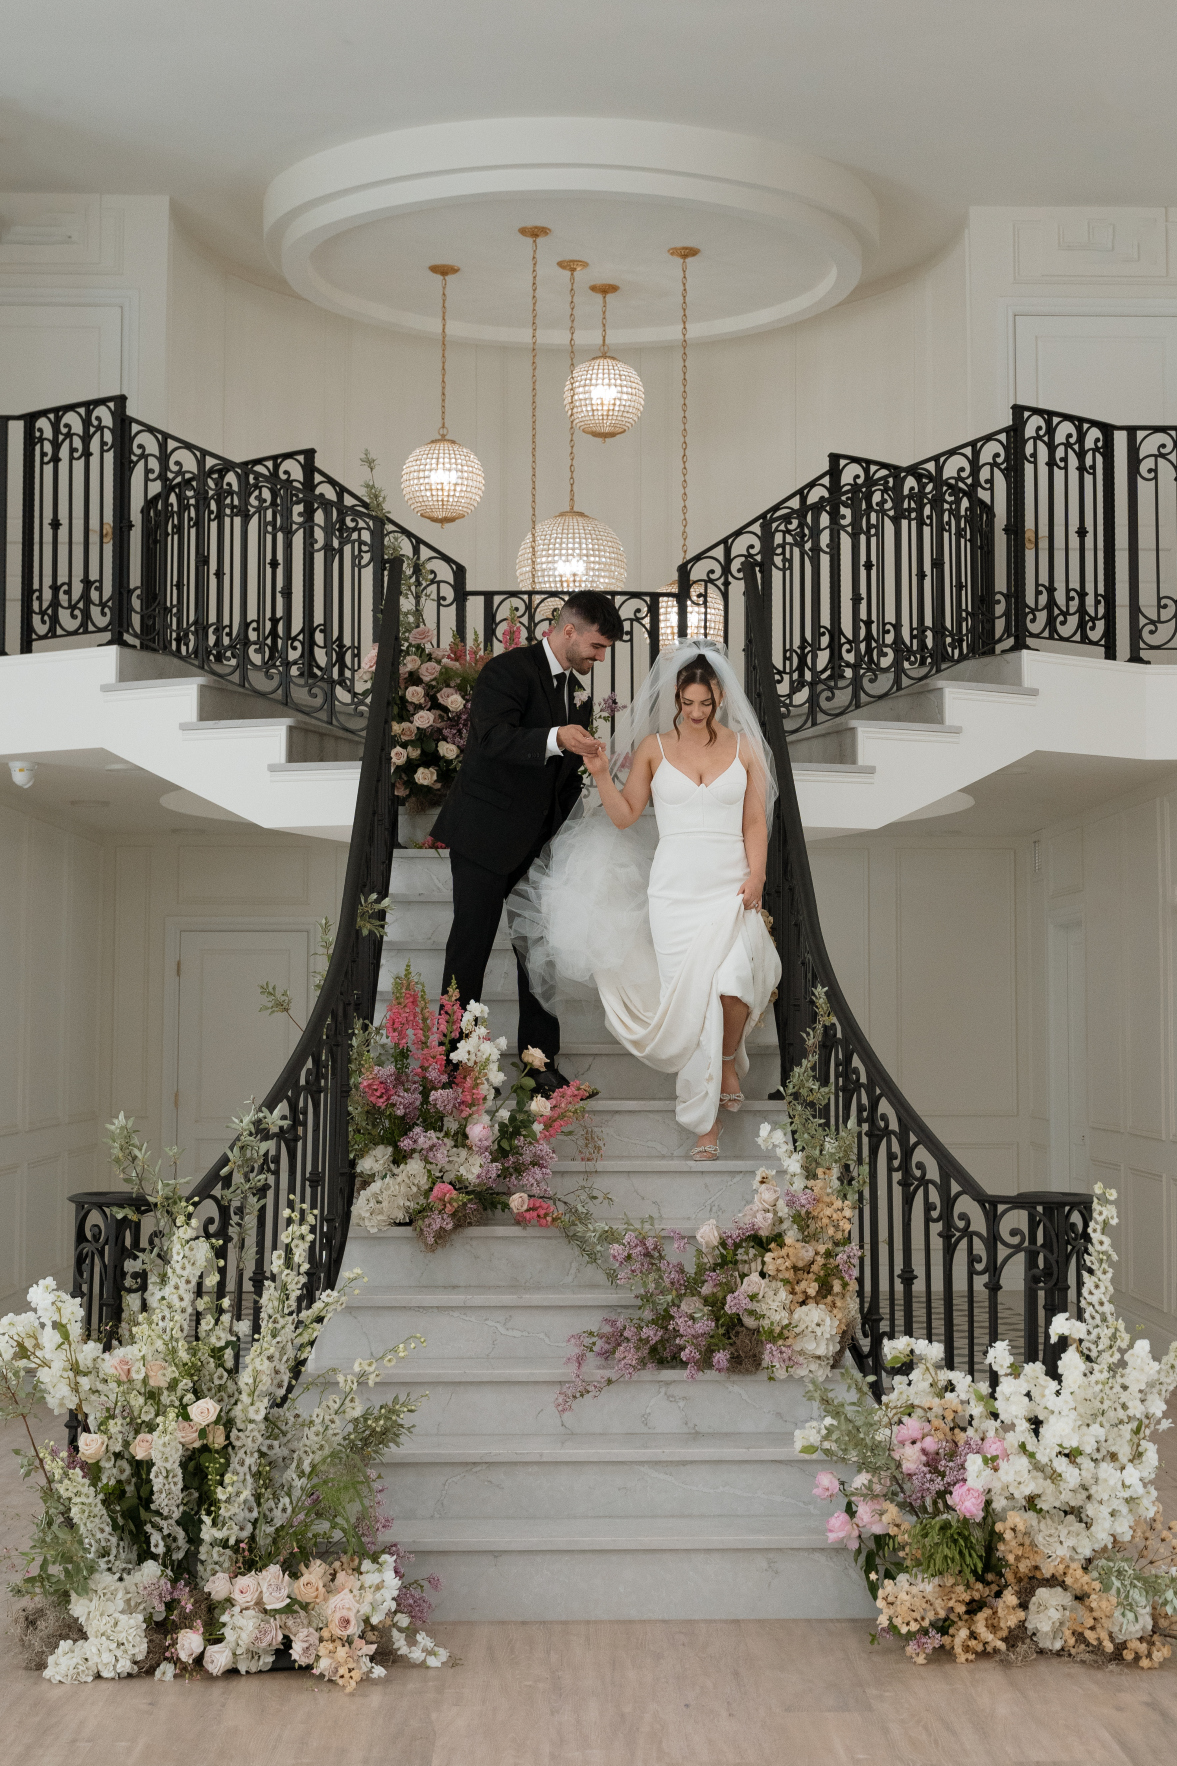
left=0, top=802, right=106, bottom=1314
left=103, top=831, right=348, bottom=1178
left=810, top=833, right=1034, bottom=1198
left=1031, top=774, right=1177, bottom=1351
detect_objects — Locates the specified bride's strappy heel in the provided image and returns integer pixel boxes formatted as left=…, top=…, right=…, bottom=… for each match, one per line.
left=720, top=1044, right=744, bottom=1112
left=690, top=1140, right=721, bottom=1162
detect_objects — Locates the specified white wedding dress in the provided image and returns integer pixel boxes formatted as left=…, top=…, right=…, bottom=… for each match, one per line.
left=507, top=638, right=782, bottom=1137
left=597, top=734, right=781, bottom=1133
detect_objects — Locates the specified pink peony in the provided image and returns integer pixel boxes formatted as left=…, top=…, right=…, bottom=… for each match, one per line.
left=813, top=1470, right=841, bottom=1501
left=430, top=1183, right=457, bottom=1203
left=854, top=1498, right=891, bottom=1537
left=203, top=1642, right=233, bottom=1676
left=949, top=1482, right=987, bottom=1521
left=826, top=1510, right=860, bottom=1548
left=898, top=1444, right=924, bottom=1475
left=467, top=1122, right=492, bottom=1151
left=919, top=1434, right=940, bottom=1459
left=893, top=1417, right=929, bottom=1445
left=981, top=1435, right=1008, bottom=1461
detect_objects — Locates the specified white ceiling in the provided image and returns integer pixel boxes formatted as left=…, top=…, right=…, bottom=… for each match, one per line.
left=1, top=0, right=1175, bottom=296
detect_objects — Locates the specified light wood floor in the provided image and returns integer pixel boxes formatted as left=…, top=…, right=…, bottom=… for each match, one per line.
left=5, top=1406, right=1177, bottom=1766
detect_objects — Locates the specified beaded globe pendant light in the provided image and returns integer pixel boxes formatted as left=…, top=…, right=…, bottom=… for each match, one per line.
left=564, top=282, right=644, bottom=441
left=657, top=247, right=722, bottom=647
left=401, top=264, right=485, bottom=527
left=516, top=257, right=626, bottom=597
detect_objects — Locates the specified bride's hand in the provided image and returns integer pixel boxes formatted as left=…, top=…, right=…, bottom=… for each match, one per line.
left=739, top=874, right=765, bottom=912
left=582, top=744, right=609, bottom=780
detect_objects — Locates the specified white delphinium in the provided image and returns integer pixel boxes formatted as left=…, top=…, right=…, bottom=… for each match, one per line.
left=54, top=1465, right=136, bottom=1574
left=980, top=1186, right=1177, bottom=1560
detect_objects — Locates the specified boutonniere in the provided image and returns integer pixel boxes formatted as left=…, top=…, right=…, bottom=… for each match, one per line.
left=573, top=688, right=590, bottom=708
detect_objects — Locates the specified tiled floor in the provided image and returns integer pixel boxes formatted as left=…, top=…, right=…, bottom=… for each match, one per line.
left=4, top=1404, right=1177, bottom=1766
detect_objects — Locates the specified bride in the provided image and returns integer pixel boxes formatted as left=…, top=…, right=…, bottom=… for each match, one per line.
left=508, top=639, right=781, bottom=1159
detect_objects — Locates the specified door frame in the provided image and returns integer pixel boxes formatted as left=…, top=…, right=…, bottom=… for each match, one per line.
left=1046, top=908, right=1087, bottom=1193
left=161, top=915, right=322, bottom=1152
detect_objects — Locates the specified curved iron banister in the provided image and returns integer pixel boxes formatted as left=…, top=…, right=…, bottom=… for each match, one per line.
left=740, top=558, right=1091, bottom=1384
left=70, top=559, right=403, bottom=1342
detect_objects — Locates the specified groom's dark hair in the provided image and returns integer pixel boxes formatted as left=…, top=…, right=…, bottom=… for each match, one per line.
left=560, top=591, right=624, bottom=643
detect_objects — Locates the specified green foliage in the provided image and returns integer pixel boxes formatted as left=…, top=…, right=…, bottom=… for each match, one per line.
left=908, top=1512, right=991, bottom=1582
left=1093, top=1553, right=1177, bottom=1623
left=10, top=1453, right=98, bottom=1603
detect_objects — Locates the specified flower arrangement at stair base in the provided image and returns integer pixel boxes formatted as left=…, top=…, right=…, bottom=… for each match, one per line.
left=350, top=966, right=590, bottom=1250
left=558, top=994, right=865, bottom=1409
left=797, top=1184, right=1177, bottom=1668
left=1, top=1154, right=446, bottom=1687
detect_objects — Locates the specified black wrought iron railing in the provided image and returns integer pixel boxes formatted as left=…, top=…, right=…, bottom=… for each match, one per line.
left=2, top=396, right=464, bottom=729
left=688, top=404, right=1177, bottom=736
left=69, top=560, right=404, bottom=1346
left=741, top=558, right=1091, bottom=1386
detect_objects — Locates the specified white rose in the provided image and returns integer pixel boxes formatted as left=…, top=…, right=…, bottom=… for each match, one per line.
left=230, top=1573, right=262, bottom=1608
left=391, top=746, right=408, bottom=765
left=405, top=684, right=426, bottom=704
left=414, top=767, right=437, bottom=787
left=251, top=1615, right=284, bottom=1652
left=437, top=742, right=459, bottom=760
left=188, top=1398, right=219, bottom=1427
left=176, top=1419, right=200, bottom=1448
left=203, top=1642, right=233, bottom=1676
left=131, top=1433, right=154, bottom=1460
left=77, top=1433, right=106, bottom=1463
left=508, top=1193, right=529, bottom=1214
left=696, top=1220, right=721, bottom=1251
left=175, top=1628, right=204, bottom=1663
left=258, top=1565, right=290, bottom=1609
left=529, top=1095, right=551, bottom=1117
left=418, top=661, right=441, bottom=681
left=205, top=1572, right=233, bottom=1601
left=145, top=1360, right=169, bottom=1387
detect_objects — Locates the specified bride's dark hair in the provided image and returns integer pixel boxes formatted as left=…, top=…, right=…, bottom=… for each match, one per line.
left=673, top=655, right=723, bottom=746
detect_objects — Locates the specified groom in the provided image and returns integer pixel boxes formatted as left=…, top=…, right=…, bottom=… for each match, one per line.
left=433, top=590, right=624, bottom=1094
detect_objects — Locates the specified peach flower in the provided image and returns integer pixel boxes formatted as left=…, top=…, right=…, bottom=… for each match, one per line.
left=325, top=1590, right=360, bottom=1638
left=145, top=1361, right=168, bottom=1387
left=107, top=1354, right=135, bottom=1382
left=176, top=1420, right=200, bottom=1448
left=77, top=1433, right=106, bottom=1463
left=131, top=1433, right=154, bottom=1461
left=230, top=1573, right=262, bottom=1608
left=259, top=1565, right=290, bottom=1609
left=188, top=1398, right=219, bottom=1427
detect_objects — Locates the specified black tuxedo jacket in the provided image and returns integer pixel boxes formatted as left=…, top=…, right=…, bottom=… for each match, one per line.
left=431, top=642, right=592, bottom=874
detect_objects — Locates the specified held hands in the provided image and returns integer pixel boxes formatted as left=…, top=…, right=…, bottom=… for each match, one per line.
left=558, top=724, right=606, bottom=760
left=739, top=875, right=766, bottom=912
left=582, top=744, right=610, bottom=780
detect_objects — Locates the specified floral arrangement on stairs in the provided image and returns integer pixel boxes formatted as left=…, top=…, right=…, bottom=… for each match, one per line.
left=558, top=993, right=865, bottom=1408
left=1, top=1168, right=447, bottom=1687
left=350, top=966, right=591, bottom=1249
left=358, top=624, right=485, bottom=819
left=798, top=1183, right=1177, bottom=1668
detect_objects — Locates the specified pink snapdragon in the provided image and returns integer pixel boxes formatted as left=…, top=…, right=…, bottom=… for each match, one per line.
left=826, top=1510, right=860, bottom=1548
left=512, top=1197, right=557, bottom=1227
left=948, top=1482, right=987, bottom=1521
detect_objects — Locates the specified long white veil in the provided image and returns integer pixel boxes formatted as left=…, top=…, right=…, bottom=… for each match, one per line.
left=507, top=637, right=778, bottom=1012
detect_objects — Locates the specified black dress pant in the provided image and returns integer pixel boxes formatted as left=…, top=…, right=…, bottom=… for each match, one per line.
left=441, top=843, right=561, bottom=1064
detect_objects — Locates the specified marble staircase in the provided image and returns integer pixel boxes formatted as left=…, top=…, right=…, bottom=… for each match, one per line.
left=314, top=849, right=871, bottom=1621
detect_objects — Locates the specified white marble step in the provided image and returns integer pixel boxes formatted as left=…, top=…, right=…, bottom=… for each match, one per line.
left=383, top=1433, right=835, bottom=1522
left=327, top=1286, right=642, bottom=1364
left=576, top=1097, right=787, bottom=1159
left=351, top=1358, right=840, bottom=1436
left=377, top=1516, right=874, bottom=1621
left=558, top=1041, right=782, bottom=1099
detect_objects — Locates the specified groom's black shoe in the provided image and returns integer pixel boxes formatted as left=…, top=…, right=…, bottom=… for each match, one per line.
left=532, top=1065, right=599, bottom=1101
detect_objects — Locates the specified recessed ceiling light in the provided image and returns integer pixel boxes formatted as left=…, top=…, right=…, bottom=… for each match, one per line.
left=104, top=762, right=137, bottom=772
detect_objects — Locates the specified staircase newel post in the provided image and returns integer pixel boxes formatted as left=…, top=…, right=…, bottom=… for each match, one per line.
left=110, top=395, right=131, bottom=648
left=1009, top=406, right=1030, bottom=651
left=827, top=454, right=845, bottom=702
left=676, top=558, right=690, bottom=641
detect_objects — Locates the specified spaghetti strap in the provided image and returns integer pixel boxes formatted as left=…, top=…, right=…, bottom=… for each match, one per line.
left=735, top=732, right=741, bottom=758
left=656, top=734, right=665, bottom=758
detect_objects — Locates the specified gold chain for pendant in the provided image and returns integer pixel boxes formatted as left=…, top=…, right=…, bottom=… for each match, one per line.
left=568, top=265, right=576, bottom=511
left=531, top=239, right=538, bottom=593
left=601, top=289, right=608, bottom=355
left=439, top=274, right=448, bottom=438
left=680, top=255, right=688, bottom=561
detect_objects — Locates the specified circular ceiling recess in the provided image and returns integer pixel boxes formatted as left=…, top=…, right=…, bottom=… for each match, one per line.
left=263, top=119, right=879, bottom=345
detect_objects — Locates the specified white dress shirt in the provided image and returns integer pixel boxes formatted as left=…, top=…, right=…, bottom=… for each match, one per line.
left=542, top=634, right=575, bottom=760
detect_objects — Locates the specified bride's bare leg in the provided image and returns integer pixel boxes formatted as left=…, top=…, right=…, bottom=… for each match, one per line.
left=720, top=995, right=750, bottom=1101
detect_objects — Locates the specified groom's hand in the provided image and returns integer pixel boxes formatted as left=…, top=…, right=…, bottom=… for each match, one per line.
left=557, top=725, right=604, bottom=758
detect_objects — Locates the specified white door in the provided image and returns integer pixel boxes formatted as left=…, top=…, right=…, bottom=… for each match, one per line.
left=1048, top=917, right=1088, bottom=1192
left=173, top=926, right=310, bottom=1184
